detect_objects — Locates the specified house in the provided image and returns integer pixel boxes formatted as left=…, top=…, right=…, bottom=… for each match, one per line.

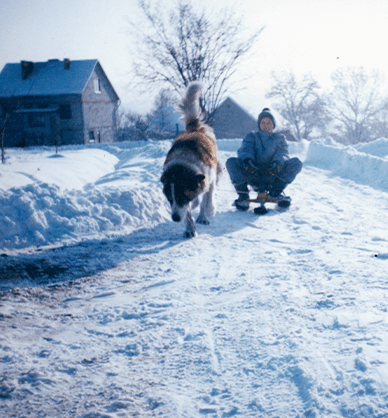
left=212, top=97, right=257, bottom=139
left=278, top=129, right=297, bottom=142
left=0, top=59, right=120, bottom=147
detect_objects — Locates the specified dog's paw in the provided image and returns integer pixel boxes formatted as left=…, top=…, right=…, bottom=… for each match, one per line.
left=196, top=215, right=210, bottom=225
left=184, top=230, right=198, bottom=238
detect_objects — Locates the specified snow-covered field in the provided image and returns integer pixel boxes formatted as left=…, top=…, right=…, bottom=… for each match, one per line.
left=1, top=137, right=388, bottom=417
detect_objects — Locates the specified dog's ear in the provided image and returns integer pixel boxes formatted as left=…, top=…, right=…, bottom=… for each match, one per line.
left=196, top=174, right=205, bottom=184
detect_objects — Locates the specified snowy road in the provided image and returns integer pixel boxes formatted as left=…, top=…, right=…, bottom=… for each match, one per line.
left=1, top=140, right=388, bottom=417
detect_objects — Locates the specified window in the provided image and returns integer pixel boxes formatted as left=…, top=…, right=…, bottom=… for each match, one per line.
left=94, top=78, right=101, bottom=93
left=28, top=114, right=46, bottom=128
left=59, top=105, right=72, bottom=120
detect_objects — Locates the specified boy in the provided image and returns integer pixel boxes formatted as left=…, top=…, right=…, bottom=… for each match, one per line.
left=226, top=108, right=302, bottom=211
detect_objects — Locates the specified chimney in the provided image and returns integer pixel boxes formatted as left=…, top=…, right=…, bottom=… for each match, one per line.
left=21, top=61, right=34, bottom=80
left=64, top=58, right=71, bottom=70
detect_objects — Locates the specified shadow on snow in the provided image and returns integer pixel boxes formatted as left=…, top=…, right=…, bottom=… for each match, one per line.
left=0, top=208, right=255, bottom=290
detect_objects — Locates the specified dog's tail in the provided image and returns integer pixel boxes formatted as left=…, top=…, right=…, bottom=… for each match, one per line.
left=177, top=81, right=204, bottom=133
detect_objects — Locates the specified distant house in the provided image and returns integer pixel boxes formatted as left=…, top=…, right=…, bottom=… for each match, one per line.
left=212, top=97, right=257, bottom=139
left=278, top=129, right=298, bottom=142
left=0, top=59, right=120, bottom=147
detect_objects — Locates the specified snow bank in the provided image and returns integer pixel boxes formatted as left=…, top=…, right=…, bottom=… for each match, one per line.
left=354, top=137, right=388, bottom=158
left=0, top=148, right=119, bottom=191
left=2, top=136, right=388, bottom=252
left=0, top=182, right=169, bottom=250
left=304, top=137, right=388, bottom=191
left=287, top=139, right=310, bottom=159
left=216, top=139, right=242, bottom=152
left=0, top=141, right=172, bottom=252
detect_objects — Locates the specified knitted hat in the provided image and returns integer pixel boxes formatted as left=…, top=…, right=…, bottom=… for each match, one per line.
left=258, top=108, right=276, bottom=129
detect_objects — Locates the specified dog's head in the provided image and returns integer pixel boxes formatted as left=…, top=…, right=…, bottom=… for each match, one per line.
left=161, top=165, right=205, bottom=222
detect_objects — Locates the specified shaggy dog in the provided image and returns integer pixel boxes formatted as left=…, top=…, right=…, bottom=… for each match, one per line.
left=161, top=82, right=220, bottom=238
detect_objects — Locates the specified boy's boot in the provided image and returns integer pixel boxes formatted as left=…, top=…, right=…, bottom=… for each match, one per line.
left=269, top=178, right=287, bottom=198
left=233, top=183, right=250, bottom=211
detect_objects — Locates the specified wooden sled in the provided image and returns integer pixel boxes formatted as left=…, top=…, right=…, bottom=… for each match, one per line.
left=242, top=192, right=291, bottom=215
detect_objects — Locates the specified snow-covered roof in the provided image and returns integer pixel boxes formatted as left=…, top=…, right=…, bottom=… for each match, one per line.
left=0, top=59, right=99, bottom=98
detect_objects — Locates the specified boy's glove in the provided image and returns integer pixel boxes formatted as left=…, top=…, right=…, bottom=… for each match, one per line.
left=243, top=159, right=258, bottom=174
left=268, top=161, right=280, bottom=176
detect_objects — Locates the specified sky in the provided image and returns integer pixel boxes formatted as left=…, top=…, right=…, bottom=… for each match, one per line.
left=1, top=0, right=388, bottom=118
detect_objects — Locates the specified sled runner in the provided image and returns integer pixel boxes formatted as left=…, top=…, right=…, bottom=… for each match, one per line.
left=242, top=192, right=291, bottom=215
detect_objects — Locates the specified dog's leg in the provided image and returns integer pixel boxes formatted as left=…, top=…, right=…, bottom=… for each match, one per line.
left=196, top=181, right=216, bottom=225
left=184, top=207, right=197, bottom=238
left=191, top=195, right=200, bottom=211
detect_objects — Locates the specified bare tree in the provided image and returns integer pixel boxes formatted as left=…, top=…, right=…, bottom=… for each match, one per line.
left=327, top=67, right=387, bottom=144
left=117, top=111, right=153, bottom=141
left=266, top=71, right=330, bottom=141
left=369, top=98, right=388, bottom=139
left=128, top=0, right=262, bottom=124
left=149, top=88, right=180, bottom=137
left=152, top=89, right=177, bottom=129
left=152, top=88, right=177, bottom=110
left=1, top=111, right=7, bottom=163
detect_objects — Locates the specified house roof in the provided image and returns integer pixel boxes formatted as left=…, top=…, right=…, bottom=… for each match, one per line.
left=217, top=97, right=288, bottom=130
left=217, top=97, right=257, bottom=122
left=212, top=97, right=258, bottom=139
left=0, top=59, right=108, bottom=98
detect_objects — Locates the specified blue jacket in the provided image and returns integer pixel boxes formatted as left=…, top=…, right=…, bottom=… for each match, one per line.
left=237, top=130, right=289, bottom=168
